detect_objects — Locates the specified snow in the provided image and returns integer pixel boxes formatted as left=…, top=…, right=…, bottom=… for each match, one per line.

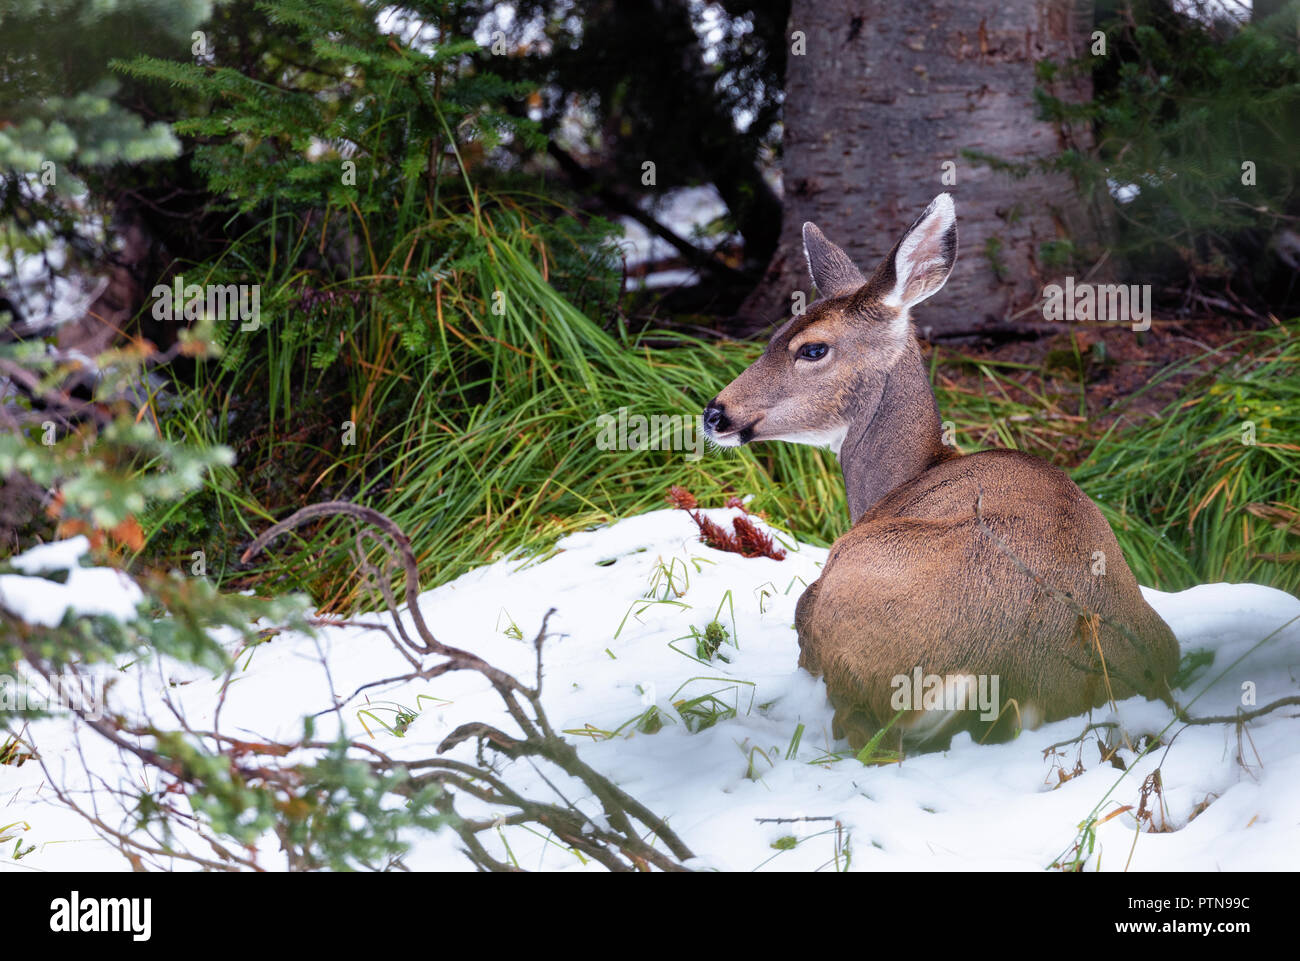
left=2, top=509, right=1298, bottom=872
left=616, top=185, right=737, bottom=290
left=0, top=175, right=111, bottom=332
left=0, top=536, right=143, bottom=627
left=7, top=535, right=93, bottom=574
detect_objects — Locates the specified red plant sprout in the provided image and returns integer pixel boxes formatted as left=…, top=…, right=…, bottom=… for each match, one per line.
left=665, top=486, right=785, bottom=560
left=730, top=514, right=786, bottom=560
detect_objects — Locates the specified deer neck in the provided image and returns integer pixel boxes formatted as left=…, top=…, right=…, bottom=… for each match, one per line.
left=838, top=337, right=952, bottom=524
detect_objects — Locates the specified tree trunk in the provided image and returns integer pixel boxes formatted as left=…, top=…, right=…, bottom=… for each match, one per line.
left=736, top=0, right=1094, bottom=336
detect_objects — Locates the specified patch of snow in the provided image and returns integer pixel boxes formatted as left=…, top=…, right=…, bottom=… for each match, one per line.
left=8, top=535, right=91, bottom=574
left=1107, top=178, right=1140, bottom=204
left=2, top=510, right=1298, bottom=872
left=0, top=560, right=143, bottom=628
left=618, top=184, right=736, bottom=276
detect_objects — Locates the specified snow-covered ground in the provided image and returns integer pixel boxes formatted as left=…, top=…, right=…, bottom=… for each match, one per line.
left=3, top=507, right=1298, bottom=872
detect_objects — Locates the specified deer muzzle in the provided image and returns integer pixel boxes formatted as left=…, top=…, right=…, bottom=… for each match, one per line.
left=702, top=398, right=758, bottom=447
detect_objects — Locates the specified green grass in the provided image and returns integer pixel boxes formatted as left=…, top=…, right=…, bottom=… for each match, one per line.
left=140, top=180, right=1299, bottom=610
left=931, top=324, right=1300, bottom=597
left=143, top=193, right=853, bottom=610
left=1073, top=324, right=1300, bottom=594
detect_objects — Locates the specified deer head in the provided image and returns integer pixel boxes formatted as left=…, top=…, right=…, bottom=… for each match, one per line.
left=703, top=194, right=958, bottom=458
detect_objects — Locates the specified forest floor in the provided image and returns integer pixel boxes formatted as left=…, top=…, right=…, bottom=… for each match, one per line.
left=930, top=315, right=1265, bottom=437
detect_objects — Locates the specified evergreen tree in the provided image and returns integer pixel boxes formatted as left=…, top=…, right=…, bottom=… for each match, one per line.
left=0, top=0, right=211, bottom=187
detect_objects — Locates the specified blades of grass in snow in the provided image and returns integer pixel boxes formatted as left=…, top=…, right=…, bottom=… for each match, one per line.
left=1050, top=610, right=1300, bottom=870
left=744, top=744, right=776, bottom=780
left=856, top=708, right=906, bottom=766
left=785, top=723, right=805, bottom=760
left=713, top=589, right=739, bottom=648
left=613, top=597, right=692, bottom=641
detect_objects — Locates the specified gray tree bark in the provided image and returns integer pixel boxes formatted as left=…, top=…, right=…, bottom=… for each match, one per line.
left=738, top=0, right=1094, bottom=335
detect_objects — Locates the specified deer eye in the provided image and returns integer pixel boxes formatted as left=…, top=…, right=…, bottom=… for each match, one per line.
left=797, top=343, right=829, bottom=361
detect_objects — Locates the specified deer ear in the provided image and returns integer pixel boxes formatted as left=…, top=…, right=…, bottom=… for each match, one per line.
left=880, top=193, right=957, bottom=310
left=802, top=222, right=865, bottom=299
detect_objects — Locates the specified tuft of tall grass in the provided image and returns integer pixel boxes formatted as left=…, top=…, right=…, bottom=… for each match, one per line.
left=1073, top=323, right=1300, bottom=594
left=147, top=193, right=855, bottom=611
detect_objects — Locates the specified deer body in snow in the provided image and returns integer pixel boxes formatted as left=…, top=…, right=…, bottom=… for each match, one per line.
left=702, top=195, right=1178, bottom=750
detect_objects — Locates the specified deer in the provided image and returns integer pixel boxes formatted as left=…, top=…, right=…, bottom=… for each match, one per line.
left=702, top=194, right=1179, bottom=751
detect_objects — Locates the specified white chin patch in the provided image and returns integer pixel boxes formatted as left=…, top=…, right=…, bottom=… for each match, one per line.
left=705, top=428, right=744, bottom=448
left=766, top=426, right=847, bottom=456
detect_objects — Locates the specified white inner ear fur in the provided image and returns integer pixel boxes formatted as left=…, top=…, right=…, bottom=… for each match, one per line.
left=882, top=194, right=955, bottom=310
left=885, top=308, right=913, bottom=349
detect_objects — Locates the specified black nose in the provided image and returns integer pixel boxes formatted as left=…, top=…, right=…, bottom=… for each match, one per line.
left=703, top=400, right=729, bottom=433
